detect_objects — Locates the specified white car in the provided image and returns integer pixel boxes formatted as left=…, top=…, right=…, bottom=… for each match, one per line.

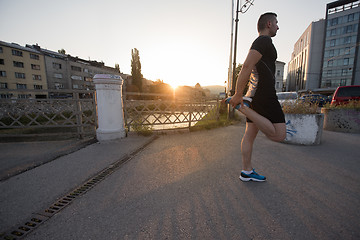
left=276, top=92, right=298, bottom=106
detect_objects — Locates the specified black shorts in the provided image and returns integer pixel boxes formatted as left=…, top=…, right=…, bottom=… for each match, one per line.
left=246, top=97, right=285, bottom=124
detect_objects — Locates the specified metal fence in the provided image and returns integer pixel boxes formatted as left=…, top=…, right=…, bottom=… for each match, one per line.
left=0, top=90, right=221, bottom=140
left=0, top=89, right=97, bottom=139
left=123, top=92, right=220, bottom=132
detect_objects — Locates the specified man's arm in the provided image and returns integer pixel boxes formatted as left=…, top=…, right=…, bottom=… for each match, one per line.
left=229, top=49, right=262, bottom=108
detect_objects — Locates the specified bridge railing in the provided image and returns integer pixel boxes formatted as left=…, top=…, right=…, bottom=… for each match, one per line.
left=123, top=92, right=220, bottom=132
left=0, top=89, right=97, bottom=140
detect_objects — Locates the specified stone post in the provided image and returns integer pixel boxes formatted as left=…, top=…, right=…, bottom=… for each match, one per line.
left=94, top=74, right=126, bottom=142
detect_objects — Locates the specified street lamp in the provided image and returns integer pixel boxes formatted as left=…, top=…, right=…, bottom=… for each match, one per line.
left=230, top=0, right=255, bottom=96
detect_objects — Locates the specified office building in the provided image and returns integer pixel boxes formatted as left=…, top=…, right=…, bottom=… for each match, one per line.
left=321, top=0, right=360, bottom=88
left=287, top=20, right=326, bottom=92
left=287, top=0, right=360, bottom=93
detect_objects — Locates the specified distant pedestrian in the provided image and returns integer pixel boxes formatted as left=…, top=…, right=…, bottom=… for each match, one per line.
left=228, top=12, right=286, bottom=182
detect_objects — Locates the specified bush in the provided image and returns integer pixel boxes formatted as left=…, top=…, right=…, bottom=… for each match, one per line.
left=324, top=100, right=360, bottom=109
left=282, top=100, right=318, bottom=114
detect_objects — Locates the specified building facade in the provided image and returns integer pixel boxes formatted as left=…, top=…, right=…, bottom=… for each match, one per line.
left=26, top=44, right=120, bottom=94
left=275, top=60, right=286, bottom=92
left=0, top=41, right=120, bottom=98
left=321, top=0, right=360, bottom=88
left=287, top=19, right=326, bottom=92
left=287, top=0, right=360, bottom=94
left=0, top=41, right=48, bottom=99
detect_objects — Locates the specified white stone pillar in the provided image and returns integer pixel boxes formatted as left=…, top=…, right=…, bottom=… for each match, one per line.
left=94, top=74, right=126, bottom=142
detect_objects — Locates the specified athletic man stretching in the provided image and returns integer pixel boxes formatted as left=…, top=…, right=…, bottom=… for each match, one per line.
left=229, top=12, right=286, bottom=182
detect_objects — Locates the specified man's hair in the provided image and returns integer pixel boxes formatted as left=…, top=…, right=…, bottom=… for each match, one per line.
left=257, top=12, right=277, bottom=32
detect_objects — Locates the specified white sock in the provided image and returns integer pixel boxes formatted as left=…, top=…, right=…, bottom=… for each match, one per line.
left=242, top=170, right=253, bottom=174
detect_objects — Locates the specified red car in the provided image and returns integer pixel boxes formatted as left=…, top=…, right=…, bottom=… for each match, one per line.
left=331, top=85, right=360, bottom=106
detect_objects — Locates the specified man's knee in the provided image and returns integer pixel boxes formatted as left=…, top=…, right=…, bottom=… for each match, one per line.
left=269, top=132, right=286, bottom=142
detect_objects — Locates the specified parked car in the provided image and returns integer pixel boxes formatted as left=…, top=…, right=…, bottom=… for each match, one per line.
left=276, top=92, right=298, bottom=106
left=299, top=94, right=331, bottom=107
left=331, top=85, right=360, bottom=106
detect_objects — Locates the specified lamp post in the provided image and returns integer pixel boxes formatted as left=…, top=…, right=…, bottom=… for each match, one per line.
left=230, top=0, right=255, bottom=96
left=229, top=0, right=255, bottom=118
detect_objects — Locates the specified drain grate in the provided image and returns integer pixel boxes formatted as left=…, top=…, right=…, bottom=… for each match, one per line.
left=1, top=136, right=158, bottom=240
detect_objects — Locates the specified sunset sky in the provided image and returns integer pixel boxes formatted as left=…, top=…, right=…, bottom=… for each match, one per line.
left=0, top=0, right=331, bottom=88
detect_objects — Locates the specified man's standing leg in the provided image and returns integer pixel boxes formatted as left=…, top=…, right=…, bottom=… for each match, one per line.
left=241, top=122, right=258, bottom=171
left=240, top=122, right=267, bottom=182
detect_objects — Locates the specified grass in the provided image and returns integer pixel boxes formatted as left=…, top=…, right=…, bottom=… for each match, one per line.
left=190, top=103, right=236, bottom=131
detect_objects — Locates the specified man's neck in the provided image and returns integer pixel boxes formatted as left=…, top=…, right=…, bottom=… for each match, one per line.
left=258, top=31, right=271, bottom=37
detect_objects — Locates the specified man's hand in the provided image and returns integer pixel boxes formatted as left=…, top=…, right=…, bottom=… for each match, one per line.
left=229, top=93, right=243, bottom=108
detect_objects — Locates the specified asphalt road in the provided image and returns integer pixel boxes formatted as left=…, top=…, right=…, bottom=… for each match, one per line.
left=18, top=124, right=360, bottom=240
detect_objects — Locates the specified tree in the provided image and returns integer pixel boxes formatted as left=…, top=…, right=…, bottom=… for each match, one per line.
left=234, top=63, right=249, bottom=95
left=115, top=63, right=120, bottom=72
left=131, top=48, right=143, bottom=92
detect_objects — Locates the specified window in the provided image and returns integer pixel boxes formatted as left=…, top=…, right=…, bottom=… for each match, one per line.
left=327, top=70, right=332, bottom=76
left=31, top=64, right=40, bottom=70
left=330, top=39, right=336, bottom=47
left=30, top=53, right=39, bottom=60
left=0, top=71, right=6, bottom=77
left=13, top=61, right=24, bottom=68
left=0, top=94, right=12, bottom=99
left=32, top=74, right=42, bottom=80
left=16, top=83, right=27, bottom=89
left=53, top=62, right=62, bottom=69
left=71, top=66, right=82, bottom=72
left=277, top=70, right=281, bottom=76
left=344, top=36, right=351, bottom=44
left=329, top=50, right=334, bottom=57
left=54, top=73, right=63, bottom=79
left=331, top=29, right=336, bottom=36
left=0, top=82, right=8, bottom=89
left=348, top=13, right=354, bottom=22
left=328, top=59, right=334, bottom=66
left=55, top=83, right=64, bottom=89
left=0, top=47, right=3, bottom=53
left=342, top=69, right=348, bottom=76
left=73, top=84, right=79, bottom=89
left=345, top=47, right=351, bottom=55
left=0, top=59, right=4, bottom=64
left=15, top=72, right=25, bottom=79
left=34, top=84, right=42, bottom=89
left=71, top=75, right=82, bottom=80
left=330, top=18, right=338, bottom=26
left=12, top=49, right=23, bottom=56
left=18, top=94, right=29, bottom=99
left=344, top=58, right=349, bottom=65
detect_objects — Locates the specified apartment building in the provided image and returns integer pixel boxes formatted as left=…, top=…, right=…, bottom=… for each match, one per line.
left=287, top=20, right=326, bottom=92
left=275, top=60, right=286, bottom=92
left=321, top=0, right=360, bottom=88
left=26, top=44, right=120, bottom=97
left=0, top=41, right=48, bottom=99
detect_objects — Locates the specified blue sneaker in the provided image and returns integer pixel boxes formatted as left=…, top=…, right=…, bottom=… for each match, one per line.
left=224, top=97, right=252, bottom=110
left=240, top=169, right=266, bottom=182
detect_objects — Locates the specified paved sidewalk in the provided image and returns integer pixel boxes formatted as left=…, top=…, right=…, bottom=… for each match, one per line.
left=0, top=137, right=97, bottom=181
left=0, top=134, right=156, bottom=235
left=1, top=125, right=360, bottom=239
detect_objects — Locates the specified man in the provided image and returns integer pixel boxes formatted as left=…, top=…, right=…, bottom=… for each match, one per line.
left=229, top=12, right=286, bottom=182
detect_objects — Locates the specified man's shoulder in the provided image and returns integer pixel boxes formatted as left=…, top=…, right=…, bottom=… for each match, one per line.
left=253, top=35, right=272, bottom=44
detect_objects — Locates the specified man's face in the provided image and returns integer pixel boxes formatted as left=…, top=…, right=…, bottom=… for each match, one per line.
left=269, top=17, right=279, bottom=37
